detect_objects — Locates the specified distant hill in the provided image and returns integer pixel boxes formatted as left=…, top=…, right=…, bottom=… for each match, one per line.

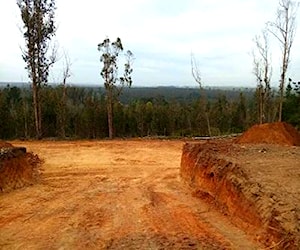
left=0, top=82, right=256, bottom=103
left=118, top=86, right=255, bottom=103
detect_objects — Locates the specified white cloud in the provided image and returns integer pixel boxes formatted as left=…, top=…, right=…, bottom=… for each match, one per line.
left=0, top=0, right=299, bottom=87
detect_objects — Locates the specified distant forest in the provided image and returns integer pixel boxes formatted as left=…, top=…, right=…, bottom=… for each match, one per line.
left=0, top=83, right=299, bottom=139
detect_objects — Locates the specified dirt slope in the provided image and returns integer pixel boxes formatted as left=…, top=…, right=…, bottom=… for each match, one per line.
left=0, top=141, right=13, bottom=148
left=0, top=142, right=42, bottom=192
left=181, top=140, right=300, bottom=249
left=0, top=140, right=261, bottom=249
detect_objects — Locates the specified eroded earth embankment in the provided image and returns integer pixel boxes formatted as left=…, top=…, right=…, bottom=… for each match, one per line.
left=0, top=141, right=42, bottom=192
left=181, top=140, right=300, bottom=249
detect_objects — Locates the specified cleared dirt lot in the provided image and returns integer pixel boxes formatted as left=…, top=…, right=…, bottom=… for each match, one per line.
left=0, top=140, right=262, bottom=249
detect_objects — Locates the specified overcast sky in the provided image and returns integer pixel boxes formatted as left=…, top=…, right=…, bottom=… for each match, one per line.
left=0, top=0, right=299, bottom=87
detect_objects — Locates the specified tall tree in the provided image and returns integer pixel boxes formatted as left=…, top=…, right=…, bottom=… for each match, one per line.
left=17, top=0, right=57, bottom=138
left=252, top=29, right=272, bottom=124
left=58, top=51, right=71, bottom=138
left=268, top=0, right=298, bottom=122
left=191, top=53, right=211, bottom=136
left=98, top=37, right=133, bottom=139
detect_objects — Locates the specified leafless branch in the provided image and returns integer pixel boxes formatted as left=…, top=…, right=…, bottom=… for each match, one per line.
left=191, top=53, right=202, bottom=89
left=267, top=0, right=298, bottom=121
left=252, top=27, right=273, bottom=124
left=62, top=50, right=72, bottom=85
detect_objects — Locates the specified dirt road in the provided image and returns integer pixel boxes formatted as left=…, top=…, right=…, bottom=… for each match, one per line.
left=0, top=140, right=261, bottom=249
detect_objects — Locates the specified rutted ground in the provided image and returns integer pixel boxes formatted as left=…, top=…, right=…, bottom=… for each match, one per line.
left=0, top=140, right=261, bottom=249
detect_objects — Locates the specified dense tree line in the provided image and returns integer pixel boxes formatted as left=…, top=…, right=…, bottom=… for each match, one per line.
left=0, top=84, right=298, bottom=140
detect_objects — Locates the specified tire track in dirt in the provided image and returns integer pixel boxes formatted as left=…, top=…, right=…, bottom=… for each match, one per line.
left=0, top=140, right=262, bottom=249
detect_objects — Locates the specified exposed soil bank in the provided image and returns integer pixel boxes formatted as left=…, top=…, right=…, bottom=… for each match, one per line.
left=1, top=140, right=263, bottom=249
left=181, top=140, right=300, bottom=249
left=0, top=142, right=42, bottom=192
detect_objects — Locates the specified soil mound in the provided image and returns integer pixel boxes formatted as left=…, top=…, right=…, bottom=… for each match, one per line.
left=0, top=142, right=43, bottom=192
left=236, top=122, right=300, bottom=146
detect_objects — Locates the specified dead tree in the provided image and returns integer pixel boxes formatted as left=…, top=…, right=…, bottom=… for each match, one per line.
left=252, top=29, right=272, bottom=124
left=268, top=0, right=298, bottom=122
left=191, top=53, right=211, bottom=136
left=58, top=51, right=71, bottom=138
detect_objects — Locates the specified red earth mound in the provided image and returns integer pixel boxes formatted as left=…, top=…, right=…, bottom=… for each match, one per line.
left=236, top=122, right=300, bottom=146
left=0, top=142, right=43, bottom=192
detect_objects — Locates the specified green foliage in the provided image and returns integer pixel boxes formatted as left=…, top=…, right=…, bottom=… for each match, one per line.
left=97, top=37, right=133, bottom=94
left=18, top=0, right=56, bottom=85
left=97, top=37, right=134, bottom=139
left=231, top=93, right=248, bottom=132
left=1, top=85, right=299, bottom=140
left=283, top=79, right=300, bottom=128
left=17, top=0, right=57, bottom=138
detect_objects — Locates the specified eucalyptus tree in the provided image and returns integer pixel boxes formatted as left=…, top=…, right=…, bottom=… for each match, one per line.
left=17, top=0, right=57, bottom=138
left=98, top=37, right=133, bottom=139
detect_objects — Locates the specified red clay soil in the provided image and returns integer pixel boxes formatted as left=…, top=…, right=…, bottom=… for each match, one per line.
left=0, top=141, right=13, bottom=148
left=181, top=140, right=300, bottom=249
left=0, top=142, right=42, bottom=192
left=0, top=140, right=263, bottom=249
left=236, top=122, right=300, bottom=146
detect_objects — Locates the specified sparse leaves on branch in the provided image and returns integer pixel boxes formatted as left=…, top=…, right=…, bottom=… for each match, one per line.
left=97, top=37, right=134, bottom=139
left=17, top=0, right=57, bottom=139
left=18, top=0, right=57, bottom=85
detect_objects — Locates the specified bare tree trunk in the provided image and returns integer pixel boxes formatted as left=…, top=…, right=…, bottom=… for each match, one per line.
left=259, top=86, right=263, bottom=124
left=205, top=112, right=212, bottom=137
left=278, top=63, right=287, bottom=122
left=260, top=98, right=263, bottom=124
left=24, top=108, right=28, bottom=138
left=278, top=79, right=284, bottom=122
left=60, top=84, right=66, bottom=138
left=200, top=88, right=212, bottom=137
left=191, top=53, right=212, bottom=136
left=58, top=71, right=68, bottom=138
left=59, top=51, right=71, bottom=138
left=107, top=89, right=114, bottom=139
left=253, top=29, right=272, bottom=125
left=32, top=82, right=42, bottom=139
left=38, top=90, right=42, bottom=138
left=278, top=49, right=288, bottom=122
left=22, top=90, right=28, bottom=138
